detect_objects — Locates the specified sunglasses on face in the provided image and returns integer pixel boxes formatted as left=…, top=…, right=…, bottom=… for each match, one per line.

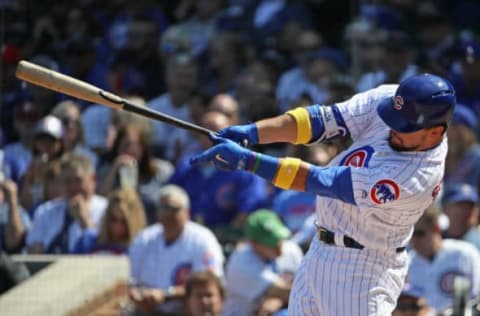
left=61, top=117, right=79, bottom=126
left=157, top=205, right=183, bottom=213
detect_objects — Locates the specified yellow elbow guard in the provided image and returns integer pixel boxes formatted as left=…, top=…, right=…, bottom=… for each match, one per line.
left=273, top=158, right=302, bottom=189
left=286, top=107, right=312, bottom=144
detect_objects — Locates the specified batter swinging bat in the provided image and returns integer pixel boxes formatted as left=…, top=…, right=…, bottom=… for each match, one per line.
left=15, top=60, right=215, bottom=136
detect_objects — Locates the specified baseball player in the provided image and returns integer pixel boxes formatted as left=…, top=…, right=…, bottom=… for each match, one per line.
left=190, top=73, right=456, bottom=315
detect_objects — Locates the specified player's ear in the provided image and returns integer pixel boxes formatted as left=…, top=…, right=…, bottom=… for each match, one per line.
left=428, top=125, right=445, bottom=138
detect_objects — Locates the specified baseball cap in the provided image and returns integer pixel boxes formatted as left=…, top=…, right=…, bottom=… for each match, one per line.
left=452, top=103, right=478, bottom=129
left=34, top=115, right=63, bottom=139
left=441, top=183, right=478, bottom=205
left=245, top=209, right=291, bottom=248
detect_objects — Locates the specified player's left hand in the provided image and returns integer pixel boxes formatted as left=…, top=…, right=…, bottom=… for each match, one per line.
left=190, top=133, right=254, bottom=171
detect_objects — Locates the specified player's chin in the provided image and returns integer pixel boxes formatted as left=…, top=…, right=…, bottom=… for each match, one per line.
left=388, top=139, right=416, bottom=152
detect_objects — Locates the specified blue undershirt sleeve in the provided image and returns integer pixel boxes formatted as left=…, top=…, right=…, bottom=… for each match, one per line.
left=305, top=166, right=356, bottom=205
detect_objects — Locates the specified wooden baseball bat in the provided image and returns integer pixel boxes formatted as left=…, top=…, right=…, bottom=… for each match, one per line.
left=15, top=60, right=215, bottom=136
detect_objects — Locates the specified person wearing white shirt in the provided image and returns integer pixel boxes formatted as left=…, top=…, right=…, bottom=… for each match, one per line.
left=222, top=209, right=303, bottom=316
left=408, top=205, right=480, bottom=312
left=148, top=54, right=198, bottom=162
left=128, top=185, right=224, bottom=315
left=26, top=154, right=107, bottom=253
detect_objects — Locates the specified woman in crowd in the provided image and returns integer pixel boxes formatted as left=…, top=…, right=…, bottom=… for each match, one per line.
left=97, top=122, right=173, bottom=223
left=74, top=188, right=146, bottom=254
left=51, top=100, right=98, bottom=168
left=19, top=115, right=65, bottom=211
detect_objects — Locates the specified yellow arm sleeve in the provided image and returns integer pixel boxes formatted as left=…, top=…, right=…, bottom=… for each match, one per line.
left=286, top=107, right=312, bottom=144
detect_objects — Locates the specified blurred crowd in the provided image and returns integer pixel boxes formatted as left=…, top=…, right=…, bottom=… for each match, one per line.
left=1, top=0, right=480, bottom=315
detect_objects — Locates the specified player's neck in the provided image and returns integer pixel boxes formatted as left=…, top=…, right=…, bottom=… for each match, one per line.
left=418, top=135, right=445, bottom=151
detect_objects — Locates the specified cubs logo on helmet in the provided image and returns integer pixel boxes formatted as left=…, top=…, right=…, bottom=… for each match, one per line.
left=340, top=146, right=374, bottom=167
left=394, top=96, right=404, bottom=110
left=370, top=179, right=400, bottom=204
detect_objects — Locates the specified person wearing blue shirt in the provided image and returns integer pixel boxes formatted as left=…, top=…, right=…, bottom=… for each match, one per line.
left=169, top=111, right=268, bottom=228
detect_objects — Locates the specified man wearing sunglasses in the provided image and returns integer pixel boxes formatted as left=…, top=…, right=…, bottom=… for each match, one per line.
left=128, top=185, right=224, bottom=316
left=408, top=205, right=480, bottom=312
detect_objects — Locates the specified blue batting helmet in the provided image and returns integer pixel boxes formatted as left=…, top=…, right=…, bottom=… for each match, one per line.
left=377, top=73, right=456, bottom=133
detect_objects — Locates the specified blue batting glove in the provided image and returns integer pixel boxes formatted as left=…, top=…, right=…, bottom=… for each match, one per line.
left=190, top=133, right=254, bottom=171
left=217, top=123, right=259, bottom=147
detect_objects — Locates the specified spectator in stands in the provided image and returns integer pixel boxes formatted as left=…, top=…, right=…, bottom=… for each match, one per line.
left=417, top=11, right=457, bottom=77
left=26, top=154, right=107, bottom=254
left=128, top=185, right=224, bottom=315
left=169, top=111, right=267, bottom=228
left=0, top=180, right=30, bottom=253
left=222, top=209, right=303, bottom=316
left=287, top=28, right=323, bottom=70
left=276, top=48, right=347, bottom=111
left=408, top=205, right=480, bottom=312
left=236, top=71, right=279, bottom=123
left=98, top=122, right=173, bottom=224
left=74, top=188, right=146, bottom=254
left=356, top=31, right=419, bottom=92
left=184, top=271, right=225, bottom=316
left=122, top=18, right=165, bottom=99
left=51, top=100, right=98, bottom=167
left=448, top=41, right=480, bottom=116
left=343, top=22, right=385, bottom=76
left=19, top=115, right=65, bottom=211
left=148, top=53, right=199, bottom=162
left=168, top=0, right=223, bottom=57
left=441, top=183, right=480, bottom=250
left=80, top=104, right=113, bottom=156
left=208, top=94, right=240, bottom=125
left=202, top=32, right=248, bottom=96
left=60, top=33, right=111, bottom=103
left=392, top=283, right=434, bottom=316
left=3, top=101, right=42, bottom=180
left=445, top=104, right=480, bottom=188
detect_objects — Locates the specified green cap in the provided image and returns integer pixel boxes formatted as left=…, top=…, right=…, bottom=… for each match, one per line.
left=245, top=209, right=291, bottom=248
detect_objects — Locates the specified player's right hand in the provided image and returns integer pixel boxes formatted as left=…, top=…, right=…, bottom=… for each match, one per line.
left=190, top=133, right=254, bottom=172
left=218, top=123, right=258, bottom=146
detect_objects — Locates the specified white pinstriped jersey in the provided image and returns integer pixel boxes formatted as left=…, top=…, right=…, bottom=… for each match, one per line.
left=316, top=84, right=447, bottom=251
